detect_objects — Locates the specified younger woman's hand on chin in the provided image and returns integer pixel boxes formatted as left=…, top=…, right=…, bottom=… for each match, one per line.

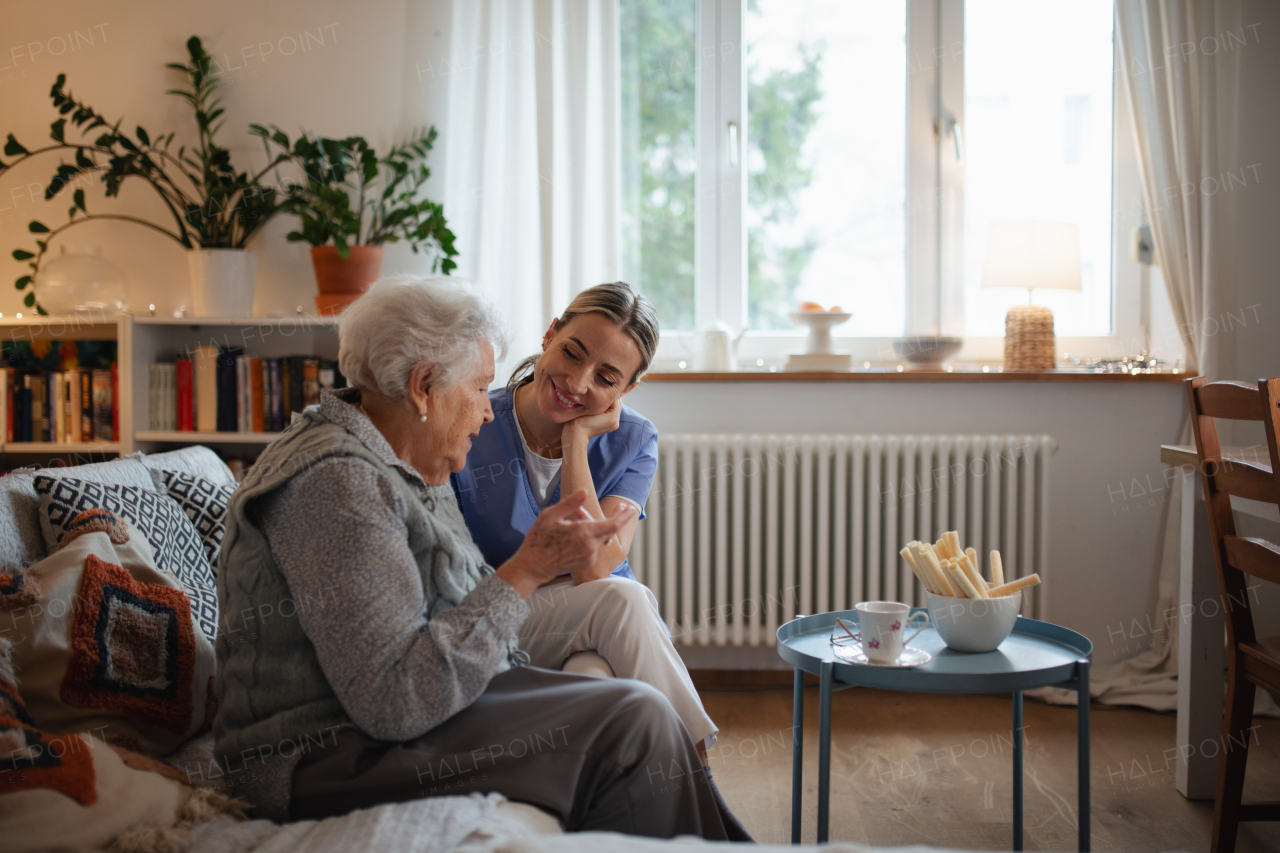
left=564, top=398, right=623, bottom=442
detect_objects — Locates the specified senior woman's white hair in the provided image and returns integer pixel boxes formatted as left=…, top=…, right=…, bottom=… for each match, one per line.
left=338, top=275, right=507, bottom=398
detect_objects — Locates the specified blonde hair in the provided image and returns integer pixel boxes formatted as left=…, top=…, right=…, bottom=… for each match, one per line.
left=507, top=281, right=659, bottom=389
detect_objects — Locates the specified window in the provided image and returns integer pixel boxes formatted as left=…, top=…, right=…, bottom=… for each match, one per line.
left=746, top=0, right=906, bottom=336
left=620, top=0, right=699, bottom=330
left=620, top=0, right=1128, bottom=360
left=962, top=0, right=1115, bottom=338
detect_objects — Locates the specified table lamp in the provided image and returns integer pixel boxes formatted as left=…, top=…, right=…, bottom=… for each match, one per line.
left=980, top=221, right=1081, bottom=370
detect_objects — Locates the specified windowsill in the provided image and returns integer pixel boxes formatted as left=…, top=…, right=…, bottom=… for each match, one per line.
left=644, top=367, right=1189, bottom=383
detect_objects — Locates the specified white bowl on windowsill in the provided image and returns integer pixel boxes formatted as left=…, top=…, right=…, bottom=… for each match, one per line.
left=893, top=336, right=963, bottom=368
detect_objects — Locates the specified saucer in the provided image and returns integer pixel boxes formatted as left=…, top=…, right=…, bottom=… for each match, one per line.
left=831, top=642, right=932, bottom=668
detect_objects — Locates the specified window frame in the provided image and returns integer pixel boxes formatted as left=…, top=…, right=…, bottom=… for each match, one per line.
left=650, top=0, right=1149, bottom=366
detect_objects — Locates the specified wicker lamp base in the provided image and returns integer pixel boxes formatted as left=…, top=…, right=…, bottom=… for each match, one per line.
left=1003, top=304, right=1056, bottom=370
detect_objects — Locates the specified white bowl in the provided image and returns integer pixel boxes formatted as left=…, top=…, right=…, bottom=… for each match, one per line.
left=926, top=590, right=1022, bottom=653
left=893, top=336, right=963, bottom=367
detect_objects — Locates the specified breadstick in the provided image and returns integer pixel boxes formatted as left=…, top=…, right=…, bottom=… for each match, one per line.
left=947, top=563, right=981, bottom=598
left=990, top=550, right=1005, bottom=587
left=957, top=552, right=989, bottom=598
left=988, top=573, right=1040, bottom=598
left=945, top=531, right=963, bottom=562
left=900, top=545, right=935, bottom=594
left=915, top=542, right=955, bottom=596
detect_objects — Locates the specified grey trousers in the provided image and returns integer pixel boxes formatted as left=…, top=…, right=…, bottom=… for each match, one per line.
left=290, top=666, right=728, bottom=839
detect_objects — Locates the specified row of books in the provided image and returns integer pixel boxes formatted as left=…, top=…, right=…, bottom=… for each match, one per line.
left=0, top=342, right=120, bottom=445
left=148, top=348, right=344, bottom=433
left=0, top=367, right=117, bottom=444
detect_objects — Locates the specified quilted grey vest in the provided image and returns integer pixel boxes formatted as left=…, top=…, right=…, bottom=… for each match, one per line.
left=210, top=402, right=498, bottom=819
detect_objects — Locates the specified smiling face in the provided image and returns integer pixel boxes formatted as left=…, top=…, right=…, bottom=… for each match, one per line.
left=419, top=339, right=496, bottom=484
left=531, top=313, right=643, bottom=424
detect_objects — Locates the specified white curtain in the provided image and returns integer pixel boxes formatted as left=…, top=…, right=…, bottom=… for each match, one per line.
left=443, top=0, right=621, bottom=374
left=1116, top=0, right=1242, bottom=379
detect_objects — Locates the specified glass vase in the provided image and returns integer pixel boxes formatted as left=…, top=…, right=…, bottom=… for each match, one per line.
left=35, top=245, right=128, bottom=316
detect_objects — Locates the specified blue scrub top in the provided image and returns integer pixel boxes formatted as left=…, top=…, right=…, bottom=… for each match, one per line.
left=451, top=385, right=659, bottom=580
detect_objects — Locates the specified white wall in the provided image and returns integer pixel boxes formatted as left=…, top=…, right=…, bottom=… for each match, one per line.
left=629, top=378, right=1186, bottom=663
left=0, top=0, right=453, bottom=317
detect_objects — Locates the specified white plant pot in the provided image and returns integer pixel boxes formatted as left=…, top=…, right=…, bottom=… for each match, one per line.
left=187, top=249, right=257, bottom=316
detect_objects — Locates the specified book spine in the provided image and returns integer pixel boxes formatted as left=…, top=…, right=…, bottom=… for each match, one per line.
left=51, top=373, right=63, bottom=443
left=81, top=373, right=89, bottom=442
left=302, top=358, right=320, bottom=408
left=269, top=359, right=282, bottom=432
left=215, top=348, right=242, bottom=432
left=111, top=362, right=118, bottom=441
left=241, top=357, right=252, bottom=432
left=251, top=358, right=264, bottom=433
left=176, top=359, right=194, bottom=431
left=32, top=375, right=46, bottom=442
left=1, top=369, right=9, bottom=443
left=21, top=375, right=32, bottom=442
left=234, top=356, right=244, bottom=432
left=194, top=346, right=218, bottom=433
left=92, top=369, right=112, bottom=443
left=290, top=357, right=306, bottom=416
left=166, top=364, right=177, bottom=431
left=69, top=368, right=82, bottom=443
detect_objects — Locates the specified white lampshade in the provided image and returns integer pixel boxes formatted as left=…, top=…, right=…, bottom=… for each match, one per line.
left=980, top=221, right=1082, bottom=292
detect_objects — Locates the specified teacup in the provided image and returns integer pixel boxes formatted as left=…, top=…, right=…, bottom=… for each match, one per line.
left=851, top=601, right=929, bottom=664
left=926, top=590, right=1022, bottom=652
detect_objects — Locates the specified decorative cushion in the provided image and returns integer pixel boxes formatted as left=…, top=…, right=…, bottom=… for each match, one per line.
left=34, top=475, right=218, bottom=643
left=4, top=517, right=217, bottom=756
left=136, top=445, right=238, bottom=489
left=0, top=457, right=159, bottom=576
left=156, top=469, right=237, bottom=570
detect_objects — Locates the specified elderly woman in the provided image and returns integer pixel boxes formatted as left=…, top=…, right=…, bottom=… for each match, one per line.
left=212, top=276, right=731, bottom=839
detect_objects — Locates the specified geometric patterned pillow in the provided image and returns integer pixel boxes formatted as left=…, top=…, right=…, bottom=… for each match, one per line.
left=33, top=476, right=219, bottom=643
left=157, top=470, right=236, bottom=572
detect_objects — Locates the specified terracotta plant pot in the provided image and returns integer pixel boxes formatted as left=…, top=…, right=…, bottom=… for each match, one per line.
left=310, top=245, right=383, bottom=315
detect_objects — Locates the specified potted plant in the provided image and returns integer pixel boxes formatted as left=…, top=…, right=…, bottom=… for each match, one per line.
left=1, top=36, right=288, bottom=315
left=253, top=125, right=458, bottom=314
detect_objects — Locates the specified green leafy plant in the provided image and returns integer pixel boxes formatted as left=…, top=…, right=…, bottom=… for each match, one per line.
left=252, top=125, right=457, bottom=273
left=0, top=36, right=289, bottom=311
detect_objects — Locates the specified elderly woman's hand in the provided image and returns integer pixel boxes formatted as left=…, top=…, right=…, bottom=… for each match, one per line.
left=494, top=490, right=637, bottom=599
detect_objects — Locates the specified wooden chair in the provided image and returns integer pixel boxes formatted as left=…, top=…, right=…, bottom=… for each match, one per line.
left=1186, top=377, right=1280, bottom=852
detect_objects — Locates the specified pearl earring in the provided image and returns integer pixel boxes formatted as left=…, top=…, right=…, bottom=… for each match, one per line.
left=420, top=413, right=428, bottom=423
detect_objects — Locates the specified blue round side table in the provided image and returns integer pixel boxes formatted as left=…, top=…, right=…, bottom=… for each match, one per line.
left=777, top=609, right=1093, bottom=850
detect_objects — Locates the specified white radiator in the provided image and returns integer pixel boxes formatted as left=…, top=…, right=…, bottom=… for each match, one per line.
left=630, top=434, right=1057, bottom=646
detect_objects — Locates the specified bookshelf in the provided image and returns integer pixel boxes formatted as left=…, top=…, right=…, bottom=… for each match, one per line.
left=1, top=312, right=339, bottom=466
left=1, top=314, right=123, bottom=462
left=122, top=313, right=340, bottom=456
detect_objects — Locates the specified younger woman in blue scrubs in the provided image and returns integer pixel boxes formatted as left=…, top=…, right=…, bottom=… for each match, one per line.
left=452, top=282, right=721, bottom=759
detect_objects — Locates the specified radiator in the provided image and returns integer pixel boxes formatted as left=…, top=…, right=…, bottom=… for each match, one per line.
left=630, top=434, right=1057, bottom=646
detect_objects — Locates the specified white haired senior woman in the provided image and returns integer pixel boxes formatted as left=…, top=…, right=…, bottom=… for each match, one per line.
left=213, top=275, right=731, bottom=839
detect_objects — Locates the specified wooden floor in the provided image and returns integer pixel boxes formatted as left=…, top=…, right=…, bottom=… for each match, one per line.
left=700, top=685, right=1280, bottom=851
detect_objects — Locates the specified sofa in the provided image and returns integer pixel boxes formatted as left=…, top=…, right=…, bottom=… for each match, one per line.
left=0, top=447, right=957, bottom=852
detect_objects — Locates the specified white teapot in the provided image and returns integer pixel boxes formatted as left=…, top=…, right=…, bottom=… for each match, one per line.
left=695, top=322, right=746, bottom=372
